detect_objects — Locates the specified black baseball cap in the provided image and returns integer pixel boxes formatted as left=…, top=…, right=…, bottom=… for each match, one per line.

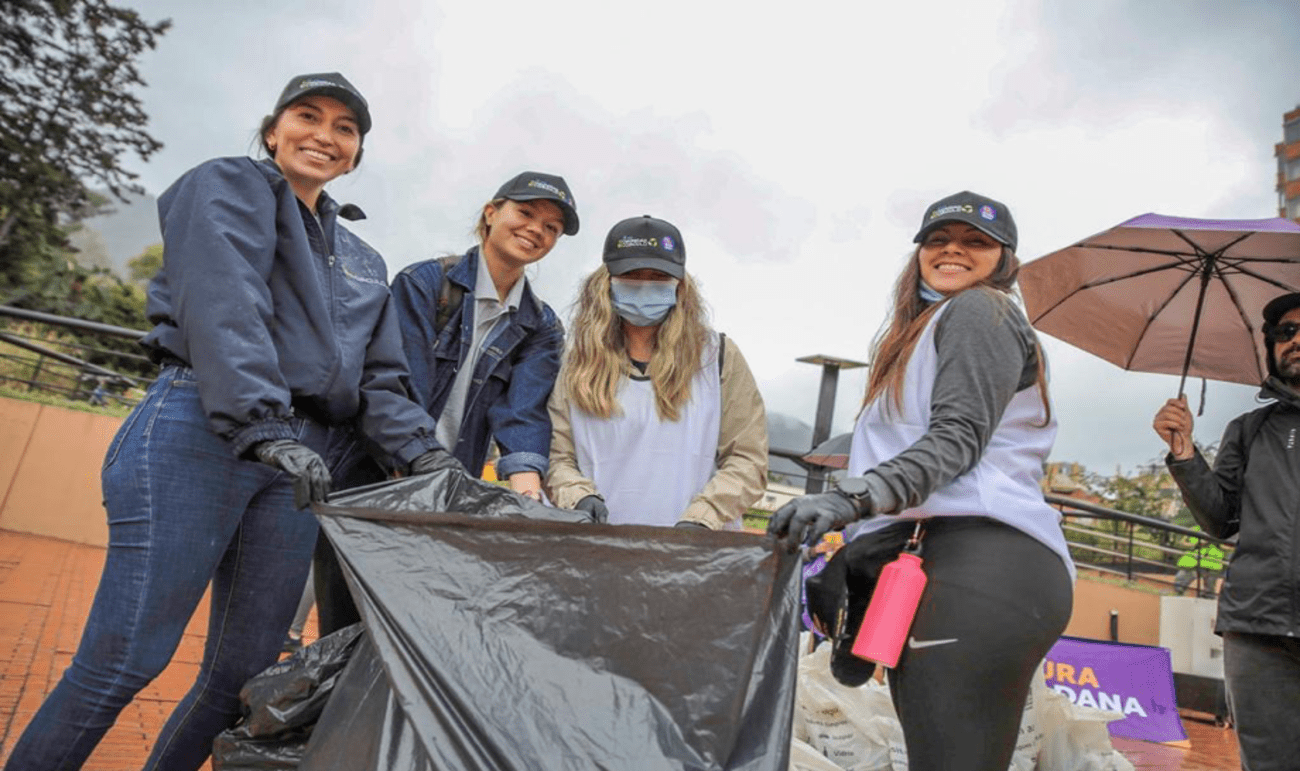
left=274, top=72, right=371, bottom=135
left=602, top=216, right=686, bottom=279
left=493, top=172, right=579, bottom=235
left=1263, top=292, right=1300, bottom=328
left=913, top=191, right=1018, bottom=252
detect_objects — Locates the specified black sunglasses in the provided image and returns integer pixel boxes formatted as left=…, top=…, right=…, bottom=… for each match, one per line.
left=1267, top=322, right=1300, bottom=345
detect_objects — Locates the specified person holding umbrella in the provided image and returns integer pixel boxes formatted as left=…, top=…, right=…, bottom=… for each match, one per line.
left=768, top=192, right=1074, bottom=771
left=4, top=73, right=452, bottom=770
left=544, top=215, right=768, bottom=529
left=1153, top=291, right=1300, bottom=771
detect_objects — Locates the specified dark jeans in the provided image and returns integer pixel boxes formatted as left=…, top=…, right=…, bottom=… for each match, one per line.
left=4, top=367, right=322, bottom=770
left=1223, top=632, right=1300, bottom=771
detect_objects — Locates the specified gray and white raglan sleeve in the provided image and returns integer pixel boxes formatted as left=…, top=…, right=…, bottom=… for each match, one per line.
left=862, top=290, right=1040, bottom=513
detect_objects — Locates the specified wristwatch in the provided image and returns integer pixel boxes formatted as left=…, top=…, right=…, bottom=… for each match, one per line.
left=833, top=476, right=872, bottom=516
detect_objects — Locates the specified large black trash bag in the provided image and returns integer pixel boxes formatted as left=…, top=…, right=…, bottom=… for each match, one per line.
left=211, top=623, right=365, bottom=770
left=302, top=471, right=802, bottom=771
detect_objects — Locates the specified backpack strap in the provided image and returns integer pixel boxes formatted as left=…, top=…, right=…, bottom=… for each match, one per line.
left=718, top=332, right=726, bottom=377
left=433, top=254, right=466, bottom=334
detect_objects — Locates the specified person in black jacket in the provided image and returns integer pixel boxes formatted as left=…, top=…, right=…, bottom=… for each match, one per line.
left=5, top=72, right=451, bottom=771
left=1154, top=291, right=1300, bottom=771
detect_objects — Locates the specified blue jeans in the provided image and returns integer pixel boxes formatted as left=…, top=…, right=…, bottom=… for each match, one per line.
left=4, top=367, right=323, bottom=770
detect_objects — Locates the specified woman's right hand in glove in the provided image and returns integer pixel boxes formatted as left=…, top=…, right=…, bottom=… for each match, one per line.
left=767, top=482, right=873, bottom=551
left=252, top=439, right=332, bottom=509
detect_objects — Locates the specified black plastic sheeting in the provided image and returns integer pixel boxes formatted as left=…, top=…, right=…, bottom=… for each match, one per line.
left=212, top=624, right=365, bottom=769
left=221, top=469, right=802, bottom=770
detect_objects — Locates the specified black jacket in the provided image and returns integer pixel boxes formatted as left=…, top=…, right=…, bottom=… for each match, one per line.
left=1167, top=377, right=1300, bottom=637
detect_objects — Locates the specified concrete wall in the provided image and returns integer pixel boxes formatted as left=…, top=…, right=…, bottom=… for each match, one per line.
left=0, top=398, right=118, bottom=546
left=1064, top=568, right=1163, bottom=646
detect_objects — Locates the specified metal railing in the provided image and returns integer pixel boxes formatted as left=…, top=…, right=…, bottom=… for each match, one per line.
left=1046, top=492, right=1230, bottom=598
left=0, top=305, right=152, bottom=407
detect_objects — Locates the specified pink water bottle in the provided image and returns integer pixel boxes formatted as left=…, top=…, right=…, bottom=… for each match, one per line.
left=850, top=551, right=928, bottom=668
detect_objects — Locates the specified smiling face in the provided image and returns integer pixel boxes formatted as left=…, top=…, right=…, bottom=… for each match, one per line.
left=264, top=95, right=360, bottom=208
left=481, top=199, right=565, bottom=272
left=917, top=222, right=1005, bottom=296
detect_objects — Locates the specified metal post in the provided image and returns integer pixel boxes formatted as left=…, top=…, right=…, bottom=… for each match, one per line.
left=806, top=364, right=840, bottom=494
left=28, top=354, right=44, bottom=392
left=796, top=354, right=869, bottom=494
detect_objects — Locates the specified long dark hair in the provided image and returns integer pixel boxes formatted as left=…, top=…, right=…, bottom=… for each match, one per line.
left=863, top=245, right=1051, bottom=423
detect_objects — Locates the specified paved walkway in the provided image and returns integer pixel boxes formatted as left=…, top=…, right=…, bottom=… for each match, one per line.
left=0, top=529, right=1239, bottom=770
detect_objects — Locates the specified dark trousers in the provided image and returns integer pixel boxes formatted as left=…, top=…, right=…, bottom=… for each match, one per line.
left=313, top=436, right=387, bottom=636
left=884, top=517, right=1074, bottom=771
left=1223, top=632, right=1300, bottom=771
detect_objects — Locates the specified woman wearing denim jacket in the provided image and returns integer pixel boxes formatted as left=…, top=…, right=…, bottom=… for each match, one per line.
left=313, top=171, right=575, bottom=635
left=5, top=73, right=450, bottom=771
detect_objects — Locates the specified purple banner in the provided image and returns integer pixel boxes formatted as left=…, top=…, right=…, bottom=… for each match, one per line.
left=1045, top=636, right=1187, bottom=743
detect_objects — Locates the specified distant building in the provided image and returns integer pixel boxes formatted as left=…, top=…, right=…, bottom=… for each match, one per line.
left=1042, top=461, right=1101, bottom=505
left=1276, top=105, right=1300, bottom=222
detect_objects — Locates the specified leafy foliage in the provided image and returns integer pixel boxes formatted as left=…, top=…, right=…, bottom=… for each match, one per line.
left=0, top=0, right=169, bottom=293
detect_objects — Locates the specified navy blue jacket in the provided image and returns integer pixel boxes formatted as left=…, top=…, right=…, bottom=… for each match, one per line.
left=141, top=157, right=438, bottom=466
left=392, top=248, right=563, bottom=478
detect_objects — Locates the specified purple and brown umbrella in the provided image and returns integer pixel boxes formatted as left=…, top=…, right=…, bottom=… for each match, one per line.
left=1020, top=214, right=1300, bottom=394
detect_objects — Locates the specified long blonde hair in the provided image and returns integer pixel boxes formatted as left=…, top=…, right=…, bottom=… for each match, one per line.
left=562, top=265, right=711, bottom=421
left=864, top=246, right=1051, bottom=423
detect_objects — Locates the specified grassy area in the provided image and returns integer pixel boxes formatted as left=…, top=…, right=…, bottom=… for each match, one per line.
left=0, top=385, right=133, bottom=418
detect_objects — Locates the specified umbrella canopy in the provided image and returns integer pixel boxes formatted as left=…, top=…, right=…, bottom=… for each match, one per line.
left=1020, top=214, right=1300, bottom=391
left=802, top=432, right=852, bottom=469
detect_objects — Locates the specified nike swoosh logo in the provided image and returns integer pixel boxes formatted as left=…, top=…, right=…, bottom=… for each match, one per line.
left=907, top=636, right=959, bottom=649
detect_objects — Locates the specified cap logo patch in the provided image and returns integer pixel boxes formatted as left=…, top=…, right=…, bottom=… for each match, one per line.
left=527, top=179, right=568, bottom=202
left=661, top=236, right=676, bottom=251
left=929, top=204, right=973, bottom=220
left=297, top=78, right=339, bottom=90
left=617, top=236, right=658, bottom=249
left=979, top=205, right=996, bottom=221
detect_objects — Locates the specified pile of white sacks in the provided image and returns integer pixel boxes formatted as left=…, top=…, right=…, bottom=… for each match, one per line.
left=790, top=636, right=1135, bottom=771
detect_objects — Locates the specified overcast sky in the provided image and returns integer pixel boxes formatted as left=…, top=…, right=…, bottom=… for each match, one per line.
left=118, top=0, right=1300, bottom=475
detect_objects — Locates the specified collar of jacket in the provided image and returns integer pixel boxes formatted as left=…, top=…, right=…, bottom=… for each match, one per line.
left=1258, top=376, right=1300, bottom=410
left=251, top=157, right=367, bottom=221
left=449, top=245, right=548, bottom=330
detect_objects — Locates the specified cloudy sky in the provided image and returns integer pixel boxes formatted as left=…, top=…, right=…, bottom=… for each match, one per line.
left=117, top=0, right=1300, bottom=474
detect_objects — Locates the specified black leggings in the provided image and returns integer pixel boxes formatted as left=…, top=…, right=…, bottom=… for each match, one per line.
left=883, top=517, right=1073, bottom=771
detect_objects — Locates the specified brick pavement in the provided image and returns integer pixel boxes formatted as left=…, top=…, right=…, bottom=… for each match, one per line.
left=0, top=531, right=315, bottom=770
left=0, top=529, right=1240, bottom=770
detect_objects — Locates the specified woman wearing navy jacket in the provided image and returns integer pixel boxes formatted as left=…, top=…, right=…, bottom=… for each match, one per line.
left=5, top=73, right=450, bottom=770
left=314, top=171, right=576, bottom=635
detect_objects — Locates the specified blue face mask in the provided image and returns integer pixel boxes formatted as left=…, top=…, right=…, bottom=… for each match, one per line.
left=610, top=277, right=679, bottom=327
left=919, top=280, right=945, bottom=304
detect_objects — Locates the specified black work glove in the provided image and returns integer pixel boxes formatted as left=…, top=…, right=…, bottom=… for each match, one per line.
left=408, top=448, right=464, bottom=476
left=675, top=520, right=709, bottom=530
left=252, top=440, right=332, bottom=509
left=767, top=488, right=871, bottom=551
left=574, top=495, right=609, bottom=524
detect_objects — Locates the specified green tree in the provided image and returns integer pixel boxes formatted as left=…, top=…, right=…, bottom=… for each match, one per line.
left=127, top=242, right=162, bottom=286
left=0, top=0, right=170, bottom=293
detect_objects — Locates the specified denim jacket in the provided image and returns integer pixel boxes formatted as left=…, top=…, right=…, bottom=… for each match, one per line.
left=141, top=157, right=438, bottom=465
left=392, top=247, right=564, bottom=478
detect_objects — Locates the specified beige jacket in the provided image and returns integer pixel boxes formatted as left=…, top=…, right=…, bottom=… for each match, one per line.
left=545, top=336, right=769, bottom=529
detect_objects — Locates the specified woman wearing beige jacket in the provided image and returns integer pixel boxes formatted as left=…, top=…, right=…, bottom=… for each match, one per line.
left=544, top=215, right=768, bottom=529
